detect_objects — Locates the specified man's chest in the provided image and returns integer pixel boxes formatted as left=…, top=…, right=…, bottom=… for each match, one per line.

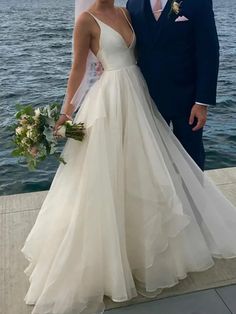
left=128, top=0, right=194, bottom=46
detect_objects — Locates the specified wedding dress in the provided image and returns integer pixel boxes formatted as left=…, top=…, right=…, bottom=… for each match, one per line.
left=21, top=9, right=236, bottom=314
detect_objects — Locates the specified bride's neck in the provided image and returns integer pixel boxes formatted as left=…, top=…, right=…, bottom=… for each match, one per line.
left=93, top=0, right=115, bottom=12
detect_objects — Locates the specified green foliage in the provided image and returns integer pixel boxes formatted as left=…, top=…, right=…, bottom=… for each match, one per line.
left=12, top=103, right=62, bottom=170
left=11, top=103, right=85, bottom=170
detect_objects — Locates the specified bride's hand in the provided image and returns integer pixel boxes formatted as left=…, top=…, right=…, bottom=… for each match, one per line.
left=54, top=115, right=70, bottom=137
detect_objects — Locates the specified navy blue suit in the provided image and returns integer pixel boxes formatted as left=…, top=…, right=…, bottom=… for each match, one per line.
left=127, top=0, right=219, bottom=170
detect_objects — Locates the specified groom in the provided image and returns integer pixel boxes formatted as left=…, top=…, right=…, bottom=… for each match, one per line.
left=126, top=0, right=219, bottom=170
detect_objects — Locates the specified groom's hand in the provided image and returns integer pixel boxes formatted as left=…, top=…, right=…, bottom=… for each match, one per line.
left=189, top=104, right=208, bottom=131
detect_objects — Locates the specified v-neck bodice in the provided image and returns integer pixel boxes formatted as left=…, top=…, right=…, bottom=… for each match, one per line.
left=87, top=9, right=137, bottom=71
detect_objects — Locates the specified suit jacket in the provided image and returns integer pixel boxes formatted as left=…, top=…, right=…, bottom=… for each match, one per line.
left=127, top=0, right=220, bottom=118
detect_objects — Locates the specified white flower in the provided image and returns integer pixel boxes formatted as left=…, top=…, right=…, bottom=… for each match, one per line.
left=26, top=130, right=34, bottom=139
left=16, top=127, right=24, bottom=135
left=66, top=121, right=73, bottom=126
left=20, top=118, right=28, bottom=125
left=22, top=138, right=31, bottom=147
left=34, top=108, right=41, bottom=118
left=171, top=1, right=182, bottom=15
left=27, top=125, right=34, bottom=131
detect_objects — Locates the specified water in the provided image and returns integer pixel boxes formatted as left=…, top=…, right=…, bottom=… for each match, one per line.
left=0, top=0, right=235, bottom=196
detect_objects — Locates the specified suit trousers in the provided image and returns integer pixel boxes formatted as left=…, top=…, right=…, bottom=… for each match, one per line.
left=162, top=114, right=206, bottom=171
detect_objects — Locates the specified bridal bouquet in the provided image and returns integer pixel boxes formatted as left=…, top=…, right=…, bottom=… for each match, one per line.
left=11, top=103, right=85, bottom=170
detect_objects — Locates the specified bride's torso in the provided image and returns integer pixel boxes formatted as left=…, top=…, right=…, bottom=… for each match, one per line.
left=86, top=8, right=137, bottom=71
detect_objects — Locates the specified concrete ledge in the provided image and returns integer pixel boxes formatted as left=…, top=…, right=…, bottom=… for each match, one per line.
left=0, top=191, right=47, bottom=215
left=1, top=167, right=236, bottom=314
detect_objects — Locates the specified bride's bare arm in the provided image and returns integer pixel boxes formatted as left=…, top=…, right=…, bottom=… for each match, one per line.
left=55, top=14, right=92, bottom=129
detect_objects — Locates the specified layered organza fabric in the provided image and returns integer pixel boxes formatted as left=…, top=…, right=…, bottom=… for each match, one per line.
left=21, top=12, right=236, bottom=314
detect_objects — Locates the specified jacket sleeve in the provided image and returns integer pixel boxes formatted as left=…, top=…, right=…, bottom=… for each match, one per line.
left=193, top=0, right=220, bottom=106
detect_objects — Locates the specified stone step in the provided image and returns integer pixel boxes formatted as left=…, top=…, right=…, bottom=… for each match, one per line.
left=1, top=167, right=236, bottom=314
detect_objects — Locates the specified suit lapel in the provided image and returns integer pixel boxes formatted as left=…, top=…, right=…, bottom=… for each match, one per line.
left=142, top=0, right=173, bottom=45
left=153, top=0, right=173, bottom=44
left=143, top=0, right=158, bottom=37
left=141, top=0, right=181, bottom=46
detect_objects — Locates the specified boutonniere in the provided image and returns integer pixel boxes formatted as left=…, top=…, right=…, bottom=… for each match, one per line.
left=169, top=1, right=183, bottom=17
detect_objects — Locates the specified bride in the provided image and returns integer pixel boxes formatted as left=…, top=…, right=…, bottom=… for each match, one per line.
left=21, top=0, right=236, bottom=313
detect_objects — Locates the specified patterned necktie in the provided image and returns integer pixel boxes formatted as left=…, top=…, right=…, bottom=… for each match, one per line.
left=152, top=0, right=163, bottom=21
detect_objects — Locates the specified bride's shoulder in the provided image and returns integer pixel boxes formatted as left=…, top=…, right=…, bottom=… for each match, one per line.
left=75, top=11, right=96, bottom=30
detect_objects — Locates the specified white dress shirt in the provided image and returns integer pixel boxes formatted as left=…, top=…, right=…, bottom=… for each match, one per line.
left=150, top=0, right=208, bottom=106
left=150, top=0, right=167, bottom=11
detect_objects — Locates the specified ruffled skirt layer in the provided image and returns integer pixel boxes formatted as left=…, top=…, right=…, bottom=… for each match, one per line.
left=21, top=65, right=236, bottom=314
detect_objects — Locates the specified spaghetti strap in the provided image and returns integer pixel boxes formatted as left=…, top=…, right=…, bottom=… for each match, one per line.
left=119, top=7, right=134, bottom=32
left=85, top=9, right=135, bottom=49
left=86, top=11, right=103, bottom=28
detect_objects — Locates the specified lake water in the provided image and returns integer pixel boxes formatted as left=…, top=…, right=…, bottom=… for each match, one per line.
left=0, top=0, right=235, bottom=195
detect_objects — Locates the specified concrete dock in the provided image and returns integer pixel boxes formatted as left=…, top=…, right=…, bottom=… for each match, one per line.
left=1, top=167, right=236, bottom=314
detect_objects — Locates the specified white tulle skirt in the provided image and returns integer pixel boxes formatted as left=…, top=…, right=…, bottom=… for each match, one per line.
left=21, top=65, right=236, bottom=314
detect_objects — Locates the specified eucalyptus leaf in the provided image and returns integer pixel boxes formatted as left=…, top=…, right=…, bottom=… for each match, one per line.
left=43, top=127, right=54, bottom=143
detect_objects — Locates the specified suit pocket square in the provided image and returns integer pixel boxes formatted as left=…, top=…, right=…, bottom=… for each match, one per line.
left=175, top=16, right=189, bottom=22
